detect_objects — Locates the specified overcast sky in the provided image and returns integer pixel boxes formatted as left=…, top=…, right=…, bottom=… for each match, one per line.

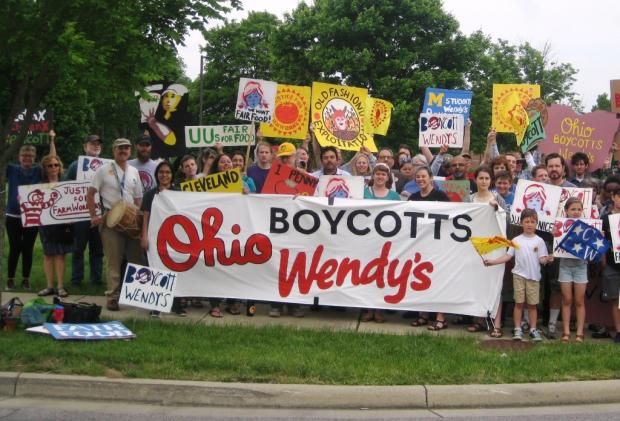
left=178, top=0, right=619, bottom=110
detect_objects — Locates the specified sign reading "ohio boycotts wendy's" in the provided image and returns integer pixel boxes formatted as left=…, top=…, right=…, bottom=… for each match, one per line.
left=147, top=191, right=506, bottom=317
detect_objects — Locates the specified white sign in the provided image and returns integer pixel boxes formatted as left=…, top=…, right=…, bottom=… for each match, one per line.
left=608, top=213, right=620, bottom=263
left=147, top=191, right=506, bottom=317
left=77, top=156, right=114, bottom=181
left=185, top=124, right=255, bottom=148
left=552, top=218, right=603, bottom=259
left=317, top=175, right=365, bottom=199
left=235, top=78, right=278, bottom=123
left=119, top=263, right=178, bottom=312
left=510, top=179, right=562, bottom=232
left=556, top=187, right=593, bottom=218
left=418, top=113, right=464, bottom=148
left=18, top=181, right=101, bottom=227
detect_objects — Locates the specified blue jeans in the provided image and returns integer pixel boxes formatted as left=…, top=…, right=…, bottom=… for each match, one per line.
left=71, top=220, right=103, bottom=285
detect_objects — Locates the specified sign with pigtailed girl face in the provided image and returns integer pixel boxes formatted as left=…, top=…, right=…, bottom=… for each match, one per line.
left=510, top=179, right=562, bottom=232
left=235, top=78, right=278, bottom=123
left=317, top=175, right=365, bottom=199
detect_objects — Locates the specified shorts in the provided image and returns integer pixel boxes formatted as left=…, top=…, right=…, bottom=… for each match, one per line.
left=513, top=274, right=540, bottom=305
left=558, top=259, right=588, bottom=284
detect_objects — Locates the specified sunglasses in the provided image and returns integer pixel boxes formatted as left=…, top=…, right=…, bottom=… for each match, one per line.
left=47, top=163, right=60, bottom=168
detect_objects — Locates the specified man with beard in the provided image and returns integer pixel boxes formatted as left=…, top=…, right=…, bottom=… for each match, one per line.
left=445, top=154, right=477, bottom=194
left=128, top=134, right=162, bottom=192
left=311, top=146, right=351, bottom=177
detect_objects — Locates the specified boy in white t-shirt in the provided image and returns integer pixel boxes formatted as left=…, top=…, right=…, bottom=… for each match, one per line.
left=485, top=209, right=554, bottom=341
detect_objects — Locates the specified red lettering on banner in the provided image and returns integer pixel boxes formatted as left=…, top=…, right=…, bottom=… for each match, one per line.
left=157, top=208, right=272, bottom=271
left=278, top=241, right=433, bottom=304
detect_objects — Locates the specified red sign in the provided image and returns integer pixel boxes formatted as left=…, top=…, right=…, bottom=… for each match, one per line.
left=262, top=162, right=318, bottom=196
left=538, top=104, right=619, bottom=171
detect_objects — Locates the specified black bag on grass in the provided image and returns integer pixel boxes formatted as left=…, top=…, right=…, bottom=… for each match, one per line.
left=53, top=298, right=102, bottom=323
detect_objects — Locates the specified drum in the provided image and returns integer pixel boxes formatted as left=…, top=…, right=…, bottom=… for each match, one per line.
left=105, top=201, right=142, bottom=239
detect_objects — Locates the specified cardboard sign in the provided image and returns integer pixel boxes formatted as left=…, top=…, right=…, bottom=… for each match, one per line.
left=418, top=113, right=464, bottom=148
left=492, top=84, right=540, bottom=134
left=185, top=125, right=255, bottom=148
left=611, top=79, right=620, bottom=114
left=556, top=187, right=593, bottom=218
left=311, top=82, right=377, bottom=152
left=365, top=97, right=393, bottom=135
left=119, top=263, right=178, bottom=312
left=179, top=168, right=243, bottom=193
left=259, top=84, right=311, bottom=139
left=235, top=78, right=277, bottom=123
left=147, top=192, right=505, bottom=317
left=608, top=213, right=620, bottom=263
left=18, top=181, right=102, bottom=227
left=422, top=88, right=473, bottom=123
left=7, top=108, right=52, bottom=145
left=552, top=218, right=602, bottom=259
left=435, top=180, right=471, bottom=202
left=76, top=156, right=115, bottom=181
left=317, top=175, right=365, bottom=199
left=510, top=179, right=562, bottom=232
left=44, top=322, right=135, bottom=340
left=521, top=111, right=546, bottom=153
left=262, top=163, right=319, bottom=196
left=538, top=104, right=619, bottom=171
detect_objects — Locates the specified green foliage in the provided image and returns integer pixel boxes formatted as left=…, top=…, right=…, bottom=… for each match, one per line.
left=591, top=93, right=611, bottom=112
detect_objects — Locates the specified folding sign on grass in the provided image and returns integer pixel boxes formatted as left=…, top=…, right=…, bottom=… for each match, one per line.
left=235, top=78, right=277, bottom=123
left=259, top=84, right=311, bottom=139
left=311, top=82, right=376, bottom=152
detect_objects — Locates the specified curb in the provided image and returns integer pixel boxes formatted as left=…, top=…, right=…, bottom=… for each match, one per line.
left=2, top=372, right=620, bottom=409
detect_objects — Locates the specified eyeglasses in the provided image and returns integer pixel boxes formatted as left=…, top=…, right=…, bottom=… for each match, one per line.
left=47, top=163, right=60, bottom=168
left=451, top=163, right=466, bottom=167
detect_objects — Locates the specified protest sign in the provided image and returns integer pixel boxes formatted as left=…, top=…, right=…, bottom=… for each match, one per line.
left=259, top=84, right=311, bottom=139
left=179, top=168, right=243, bottom=193
left=185, top=124, right=255, bottom=148
left=262, top=162, right=319, bottom=196
left=147, top=191, right=506, bottom=316
left=7, top=108, right=52, bottom=145
left=18, top=181, right=102, bottom=227
left=510, top=179, right=562, bottom=232
left=422, top=88, right=473, bottom=123
left=556, top=187, right=593, bottom=218
left=611, top=80, right=620, bottom=114
left=520, top=111, right=546, bottom=153
left=76, top=156, right=114, bottom=181
left=552, top=218, right=602, bottom=259
left=235, top=78, right=278, bottom=123
left=538, top=104, right=619, bottom=171
left=317, top=175, right=365, bottom=199
left=311, top=82, right=377, bottom=152
left=492, top=84, right=540, bottom=134
left=138, top=82, right=192, bottom=158
left=435, top=180, right=471, bottom=202
left=608, top=213, right=620, bottom=263
left=418, top=113, right=464, bottom=148
left=44, top=321, right=135, bottom=340
left=119, top=263, right=178, bottom=312
left=365, top=97, right=393, bottom=136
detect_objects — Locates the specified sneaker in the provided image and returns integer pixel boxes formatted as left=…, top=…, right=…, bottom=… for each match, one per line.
left=512, top=327, right=523, bottom=341
left=21, top=279, right=30, bottom=290
left=520, top=321, right=530, bottom=333
left=175, top=308, right=187, bottom=317
left=149, top=310, right=161, bottom=318
left=546, top=323, right=558, bottom=340
left=269, top=307, right=281, bottom=317
left=106, top=298, right=120, bottom=311
left=6, top=279, right=15, bottom=291
left=530, top=328, right=543, bottom=342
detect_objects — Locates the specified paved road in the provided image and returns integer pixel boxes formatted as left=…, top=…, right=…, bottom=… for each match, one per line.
left=1, top=398, right=620, bottom=420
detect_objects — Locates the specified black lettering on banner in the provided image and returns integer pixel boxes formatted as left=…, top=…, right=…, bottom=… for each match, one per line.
left=270, top=208, right=288, bottom=233
left=374, top=210, right=401, bottom=237
left=403, top=211, right=425, bottom=238
left=428, top=213, right=449, bottom=239
left=322, top=209, right=346, bottom=234
left=451, top=214, right=472, bottom=242
left=293, top=210, right=320, bottom=235
left=347, top=209, right=371, bottom=235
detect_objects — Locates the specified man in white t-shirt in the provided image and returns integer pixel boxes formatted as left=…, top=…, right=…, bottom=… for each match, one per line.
left=87, top=138, right=144, bottom=311
left=128, top=134, right=161, bottom=192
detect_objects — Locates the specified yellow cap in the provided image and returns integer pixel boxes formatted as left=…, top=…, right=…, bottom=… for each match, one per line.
left=276, top=142, right=296, bottom=157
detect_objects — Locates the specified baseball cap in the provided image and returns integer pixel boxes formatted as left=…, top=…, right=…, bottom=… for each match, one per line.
left=112, top=138, right=132, bottom=148
left=136, top=134, right=151, bottom=145
left=84, top=134, right=102, bottom=144
left=277, top=142, right=296, bottom=157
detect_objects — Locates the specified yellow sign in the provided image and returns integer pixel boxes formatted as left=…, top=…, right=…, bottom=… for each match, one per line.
left=492, top=84, right=540, bottom=134
left=470, top=236, right=519, bottom=257
left=260, top=84, right=311, bottom=139
left=311, top=82, right=376, bottom=152
left=179, top=168, right=243, bottom=193
left=365, top=97, right=393, bottom=136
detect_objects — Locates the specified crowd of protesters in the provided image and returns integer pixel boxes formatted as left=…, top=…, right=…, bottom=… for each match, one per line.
left=5, top=123, right=620, bottom=344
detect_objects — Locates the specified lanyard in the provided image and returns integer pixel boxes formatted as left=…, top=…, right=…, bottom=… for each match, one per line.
left=111, top=163, right=126, bottom=199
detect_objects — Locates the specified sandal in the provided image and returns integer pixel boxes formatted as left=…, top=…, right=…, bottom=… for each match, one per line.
left=209, top=307, right=223, bottom=318
left=37, top=287, right=55, bottom=297
left=490, top=327, right=503, bottom=338
left=361, top=311, right=374, bottom=322
left=410, top=317, right=428, bottom=327
left=57, top=288, right=69, bottom=298
left=428, top=320, right=448, bottom=331
left=467, top=323, right=485, bottom=333
left=561, top=333, right=570, bottom=343
left=575, top=334, right=584, bottom=343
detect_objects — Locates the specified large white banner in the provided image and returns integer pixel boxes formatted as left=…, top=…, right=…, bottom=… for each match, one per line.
left=18, top=181, right=102, bottom=227
left=147, top=191, right=506, bottom=317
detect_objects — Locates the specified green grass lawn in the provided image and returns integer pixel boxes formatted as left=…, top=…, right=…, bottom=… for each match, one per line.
left=1, top=320, right=619, bottom=385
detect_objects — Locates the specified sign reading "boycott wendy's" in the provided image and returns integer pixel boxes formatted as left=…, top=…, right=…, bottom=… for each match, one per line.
left=147, top=191, right=506, bottom=317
